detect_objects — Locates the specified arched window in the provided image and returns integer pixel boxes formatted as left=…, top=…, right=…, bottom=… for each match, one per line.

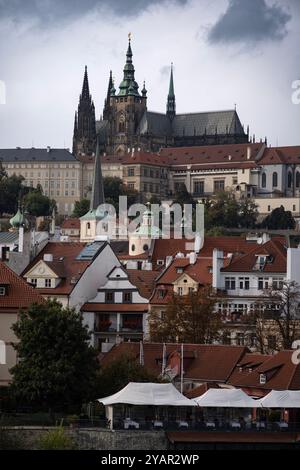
left=261, top=172, right=266, bottom=188
left=296, top=172, right=300, bottom=188
left=131, top=244, right=135, bottom=252
left=272, top=172, right=278, bottom=188
left=288, top=172, right=292, bottom=188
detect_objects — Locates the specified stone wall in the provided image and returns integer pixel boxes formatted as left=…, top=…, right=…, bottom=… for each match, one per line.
left=2, top=427, right=168, bottom=450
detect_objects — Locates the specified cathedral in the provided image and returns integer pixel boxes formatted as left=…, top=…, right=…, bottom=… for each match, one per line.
left=73, top=37, right=249, bottom=158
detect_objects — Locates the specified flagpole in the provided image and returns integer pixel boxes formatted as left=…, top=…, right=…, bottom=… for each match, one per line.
left=180, top=343, right=184, bottom=394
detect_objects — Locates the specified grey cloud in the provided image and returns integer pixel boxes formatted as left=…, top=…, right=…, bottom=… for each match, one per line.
left=0, top=0, right=187, bottom=22
left=208, top=0, right=291, bottom=45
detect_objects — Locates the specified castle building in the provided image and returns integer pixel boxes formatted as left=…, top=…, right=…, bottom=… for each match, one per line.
left=72, top=37, right=249, bottom=158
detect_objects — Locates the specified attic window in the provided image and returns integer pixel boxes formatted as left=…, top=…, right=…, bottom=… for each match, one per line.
left=176, top=268, right=184, bottom=274
left=0, top=286, right=7, bottom=296
left=259, top=373, right=267, bottom=385
left=157, top=259, right=164, bottom=266
left=158, top=289, right=165, bottom=298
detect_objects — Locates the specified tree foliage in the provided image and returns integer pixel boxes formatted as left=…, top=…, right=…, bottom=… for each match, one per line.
left=97, top=354, right=157, bottom=398
left=0, top=173, right=25, bottom=216
left=11, top=300, right=99, bottom=411
left=23, top=187, right=55, bottom=217
left=260, top=205, right=295, bottom=230
left=247, top=281, right=300, bottom=353
left=150, top=286, right=222, bottom=344
left=72, top=198, right=90, bottom=218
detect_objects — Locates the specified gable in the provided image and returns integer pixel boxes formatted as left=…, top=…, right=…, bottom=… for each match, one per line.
left=173, top=272, right=198, bottom=287
left=24, top=260, right=59, bottom=279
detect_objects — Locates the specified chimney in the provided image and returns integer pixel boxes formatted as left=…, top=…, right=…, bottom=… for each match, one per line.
left=47, top=146, right=51, bottom=153
left=188, top=252, right=197, bottom=265
left=247, top=146, right=251, bottom=160
left=212, top=249, right=224, bottom=289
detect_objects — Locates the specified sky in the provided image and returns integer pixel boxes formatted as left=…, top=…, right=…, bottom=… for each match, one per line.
left=0, top=0, right=299, bottom=149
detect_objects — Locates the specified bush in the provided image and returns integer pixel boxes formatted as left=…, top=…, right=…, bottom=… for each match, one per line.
left=38, top=425, right=76, bottom=450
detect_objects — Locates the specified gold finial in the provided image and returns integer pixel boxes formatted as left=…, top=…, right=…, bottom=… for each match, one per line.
left=128, top=32, right=131, bottom=41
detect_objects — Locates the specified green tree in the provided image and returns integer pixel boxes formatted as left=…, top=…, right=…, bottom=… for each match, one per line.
left=11, top=300, right=99, bottom=414
left=103, top=176, right=139, bottom=210
left=260, top=205, right=295, bottom=230
left=23, top=188, right=54, bottom=217
left=72, top=199, right=90, bottom=218
left=149, top=286, right=222, bottom=344
left=97, top=354, right=157, bottom=398
left=0, top=174, right=25, bottom=216
left=174, top=183, right=195, bottom=207
left=239, top=198, right=258, bottom=228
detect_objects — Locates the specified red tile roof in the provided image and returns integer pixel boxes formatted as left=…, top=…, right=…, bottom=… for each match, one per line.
left=0, top=261, right=44, bottom=311
left=259, top=146, right=300, bottom=165
left=23, top=242, right=91, bottom=295
left=221, top=239, right=287, bottom=273
left=61, top=218, right=80, bottom=230
left=126, top=269, right=158, bottom=299
left=160, top=143, right=264, bottom=166
left=228, top=350, right=300, bottom=391
left=81, top=303, right=148, bottom=312
left=100, top=342, right=247, bottom=382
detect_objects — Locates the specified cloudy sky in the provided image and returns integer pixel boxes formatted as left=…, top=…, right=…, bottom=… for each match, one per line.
left=0, top=0, right=299, bottom=149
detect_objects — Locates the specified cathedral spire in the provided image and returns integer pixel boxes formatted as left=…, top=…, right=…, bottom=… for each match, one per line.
left=118, top=34, right=139, bottom=97
left=167, top=63, right=176, bottom=120
left=103, top=70, right=113, bottom=120
left=72, top=65, right=96, bottom=157
left=90, top=136, right=105, bottom=211
left=81, top=65, right=90, bottom=101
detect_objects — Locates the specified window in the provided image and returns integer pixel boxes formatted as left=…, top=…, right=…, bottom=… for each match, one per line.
left=194, top=181, right=204, bottom=195
left=258, top=277, right=269, bottom=290
left=296, top=172, right=300, bottom=188
left=222, top=331, right=231, bottom=345
left=177, top=287, right=183, bottom=296
left=261, top=172, right=266, bottom=188
left=127, top=167, right=135, bottom=177
left=268, top=205, right=271, bottom=212
left=45, top=279, right=51, bottom=288
left=272, top=172, right=278, bottom=188
left=225, top=277, right=236, bottom=290
left=143, top=244, right=149, bottom=251
left=236, top=333, right=245, bottom=346
left=31, top=278, right=37, bottom=287
left=293, top=205, right=296, bottom=212
left=188, top=287, right=194, bottom=294
left=127, top=183, right=135, bottom=190
left=105, top=292, right=114, bottom=302
left=239, top=277, right=250, bottom=290
left=288, top=172, right=292, bottom=188
left=131, top=244, right=135, bottom=252
left=123, top=292, right=132, bottom=303
left=176, top=268, right=183, bottom=274
left=158, top=289, right=165, bottom=298
left=259, top=373, right=267, bottom=385
left=272, top=277, right=284, bottom=290
left=214, top=180, right=225, bottom=192
left=0, top=286, right=6, bottom=296
left=157, top=260, right=164, bottom=266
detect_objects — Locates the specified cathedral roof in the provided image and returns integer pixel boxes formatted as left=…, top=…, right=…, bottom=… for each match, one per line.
left=137, top=111, right=172, bottom=136
left=172, top=109, right=244, bottom=137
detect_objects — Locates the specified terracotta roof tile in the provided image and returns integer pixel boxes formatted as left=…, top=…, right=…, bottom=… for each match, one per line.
left=0, top=261, right=44, bottom=310
left=126, top=269, right=158, bottom=299
left=61, top=218, right=80, bottom=230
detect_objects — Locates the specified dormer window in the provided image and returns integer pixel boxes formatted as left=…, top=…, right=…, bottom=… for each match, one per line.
left=260, top=373, right=267, bottom=385
left=45, top=279, right=52, bottom=288
left=31, top=278, right=37, bottom=287
left=176, top=268, right=183, bottom=274
left=0, top=285, right=7, bottom=296
left=158, top=289, right=165, bottom=299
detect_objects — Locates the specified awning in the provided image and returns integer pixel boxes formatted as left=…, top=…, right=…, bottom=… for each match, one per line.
left=194, top=388, right=260, bottom=408
left=98, top=382, right=195, bottom=406
left=258, top=390, right=300, bottom=408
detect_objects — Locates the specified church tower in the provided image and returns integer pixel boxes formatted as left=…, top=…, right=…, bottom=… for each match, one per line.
left=73, top=66, right=97, bottom=157
left=166, top=63, right=176, bottom=121
left=105, top=35, right=147, bottom=155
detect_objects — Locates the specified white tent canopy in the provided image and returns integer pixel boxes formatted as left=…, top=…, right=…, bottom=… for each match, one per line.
left=194, top=388, right=259, bottom=408
left=258, top=390, right=300, bottom=408
left=98, top=382, right=195, bottom=407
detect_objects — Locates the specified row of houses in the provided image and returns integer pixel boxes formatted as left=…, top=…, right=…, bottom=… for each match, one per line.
left=1, top=222, right=300, bottom=386
left=2, top=143, right=300, bottom=217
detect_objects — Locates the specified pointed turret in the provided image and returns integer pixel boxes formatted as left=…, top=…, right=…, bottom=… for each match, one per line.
left=72, top=65, right=96, bottom=157
left=118, top=35, right=140, bottom=97
left=90, top=137, right=105, bottom=212
left=103, top=70, right=113, bottom=120
left=166, top=63, right=176, bottom=121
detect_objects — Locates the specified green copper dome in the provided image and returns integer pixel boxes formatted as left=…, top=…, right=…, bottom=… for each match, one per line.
left=9, top=208, right=25, bottom=228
